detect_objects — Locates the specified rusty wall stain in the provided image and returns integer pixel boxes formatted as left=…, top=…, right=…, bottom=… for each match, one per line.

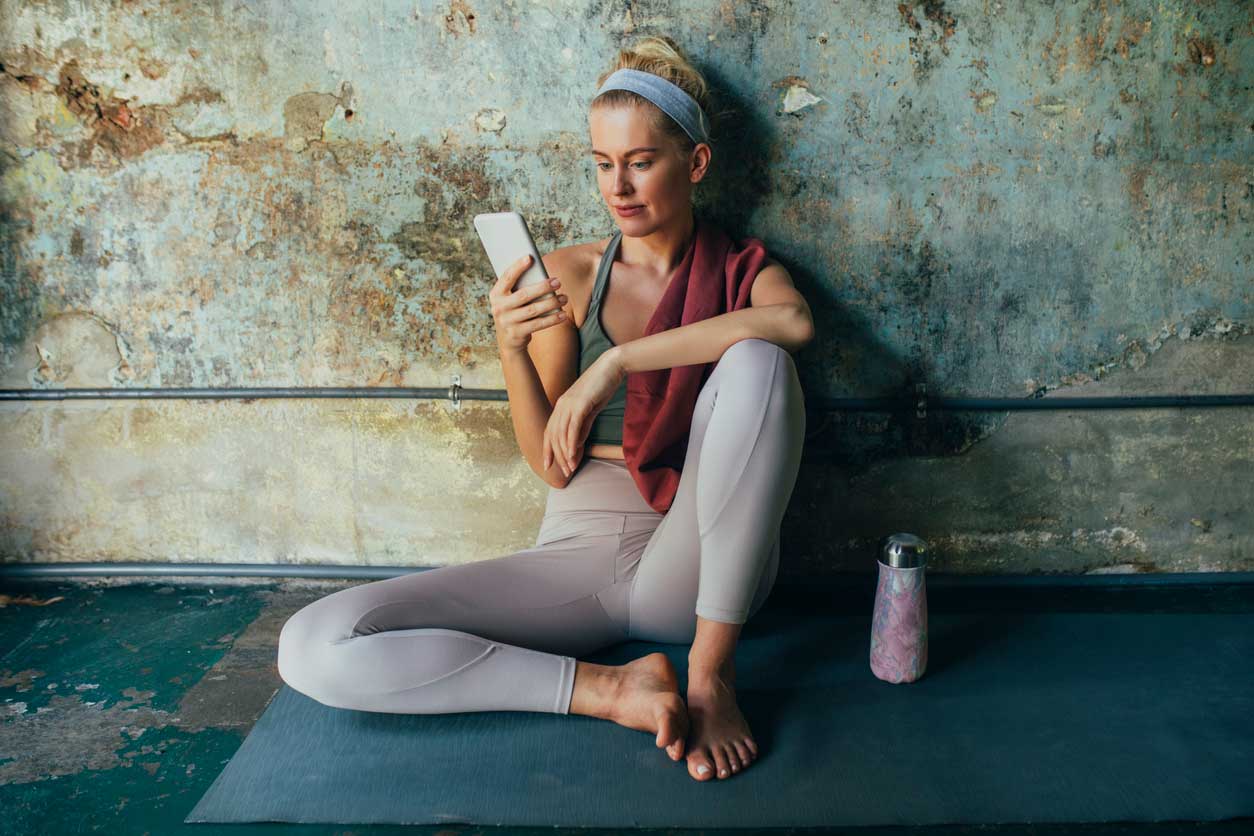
left=54, top=60, right=167, bottom=161
left=444, top=0, right=478, bottom=37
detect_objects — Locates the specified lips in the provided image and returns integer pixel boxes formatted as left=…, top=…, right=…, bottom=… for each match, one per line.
left=614, top=204, right=644, bottom=216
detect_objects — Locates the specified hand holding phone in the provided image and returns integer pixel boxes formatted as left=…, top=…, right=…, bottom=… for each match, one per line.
left=476, top=212, right=568, bottom=353
left=474, top=211, right=554, bottom=296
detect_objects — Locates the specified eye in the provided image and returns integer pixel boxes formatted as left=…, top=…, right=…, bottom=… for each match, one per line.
left=595, top=161, right=652, bottom=171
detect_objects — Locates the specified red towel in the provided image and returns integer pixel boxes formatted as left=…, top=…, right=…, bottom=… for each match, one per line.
left=621, top=213, right=771, bottom=513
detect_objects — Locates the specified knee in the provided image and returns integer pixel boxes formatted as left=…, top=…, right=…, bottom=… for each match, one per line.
left=720, top=338, right=789, bottom=379
left=717, top=338, right=797, bottom=399
left=724, top=337, right=785, bottom=362
left=276, top=602, right=340, bottom=705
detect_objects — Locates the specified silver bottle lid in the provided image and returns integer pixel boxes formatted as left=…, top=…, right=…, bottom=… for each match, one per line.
left=879, top=533, right=928, bottom=569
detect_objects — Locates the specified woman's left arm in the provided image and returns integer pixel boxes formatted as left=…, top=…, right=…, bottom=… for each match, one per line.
left=608, top=258, right=814, bottom=376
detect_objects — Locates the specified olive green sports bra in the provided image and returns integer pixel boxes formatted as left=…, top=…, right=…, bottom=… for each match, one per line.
left=578, top=230, right=628, bottom=445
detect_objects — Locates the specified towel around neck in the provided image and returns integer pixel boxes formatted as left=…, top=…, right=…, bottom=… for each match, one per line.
left=620, top=212, right=771, bottom=513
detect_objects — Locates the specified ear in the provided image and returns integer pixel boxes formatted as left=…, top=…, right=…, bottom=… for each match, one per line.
left=689, top=142, right=711, bottom=184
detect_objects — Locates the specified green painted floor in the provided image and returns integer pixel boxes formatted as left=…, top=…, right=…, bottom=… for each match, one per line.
left=1, top=576, right=1252, bottom=836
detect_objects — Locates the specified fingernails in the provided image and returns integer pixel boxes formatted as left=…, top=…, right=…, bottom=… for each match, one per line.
left=549, top=278, right=560, bottom=286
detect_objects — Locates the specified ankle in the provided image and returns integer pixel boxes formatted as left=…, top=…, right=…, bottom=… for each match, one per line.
left=569, top=662, right=624, bottom=719
left=687, top=660, right=735, bottom=688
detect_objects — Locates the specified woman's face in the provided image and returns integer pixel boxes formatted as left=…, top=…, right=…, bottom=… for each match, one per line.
left=587, top=103, right=705, bottom=232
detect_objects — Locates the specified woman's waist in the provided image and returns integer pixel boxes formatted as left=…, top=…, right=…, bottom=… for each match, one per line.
left=542, top=456, right=660, bottom=517
left=586, top=444, right=624, bottom=460
left=534, top=506, right=660, bottom=547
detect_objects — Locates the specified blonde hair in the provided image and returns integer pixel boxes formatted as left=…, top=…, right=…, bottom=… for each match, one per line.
left=592, top=35, right=723, bottom=153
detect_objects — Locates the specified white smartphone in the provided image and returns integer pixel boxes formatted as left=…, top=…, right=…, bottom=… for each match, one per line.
left=473, top=211, right=555, bottom=303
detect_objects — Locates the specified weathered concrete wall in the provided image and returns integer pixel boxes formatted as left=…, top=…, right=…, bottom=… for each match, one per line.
left=0, top=1, right=1250, bottom=575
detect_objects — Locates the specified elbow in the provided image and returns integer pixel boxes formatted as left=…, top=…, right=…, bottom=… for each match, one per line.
left=790, top=304, right=815, bottom=350
left=533, top=457, right=573, bottom=489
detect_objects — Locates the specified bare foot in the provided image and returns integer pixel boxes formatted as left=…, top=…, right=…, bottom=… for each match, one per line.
left=573, top=653, right=689, bottom=761
left=684, top=668, right=759, bottom=781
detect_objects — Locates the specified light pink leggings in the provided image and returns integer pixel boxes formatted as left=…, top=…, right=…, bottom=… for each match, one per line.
left=277, top=338, right=806, bottom=714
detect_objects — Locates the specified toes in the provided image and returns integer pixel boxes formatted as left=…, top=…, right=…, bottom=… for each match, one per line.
left=731, top=740, right=752, bottom=768
left=723, top=744, right=741, bottom=773
left=660, top=702, right=687, bottom=761
left=687, top=750, right=714, bottom=781
left=711, top=746, right=732, bottom=779
left=654, top=696, right=687, bottom=760
left=743, top=737, right=759, bottom=758
left=655, top=713, right=675, bottom=749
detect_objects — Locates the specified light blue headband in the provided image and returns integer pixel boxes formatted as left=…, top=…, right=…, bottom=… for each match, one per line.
left=594, top=68, right=711, bottom=146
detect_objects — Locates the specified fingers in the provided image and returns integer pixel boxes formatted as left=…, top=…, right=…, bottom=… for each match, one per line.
left=506, top=253, right=534, bottom=288
left=502, top=284, right=566, bottom=327
left=546, top=422, right=570, bottom=479
left=566, top=416, right=586, bottom=466
left=556, top=412, right=571, bottom=476
left=546, top=401, right=593, bottom=481
left=505, top=262, right=558, bottom=304
left=519, top=307, right=567, bottom=336
left=491, top=254, right=555, bottom=303
left=491, top=253, right=529, bottom=296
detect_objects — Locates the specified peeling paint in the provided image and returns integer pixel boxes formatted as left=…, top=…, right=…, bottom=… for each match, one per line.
left=0, top=691, right=172, bottom=784
left=973, top=90, right=997, bottom=113
left=54, top=60, right=167, bottom=161
left=0, top=669, right=45, bottom=692
left=443, top=0, right=478, bottom=37
left=474, top=107, right=506, bottom=133
left=781, top=84, right=823, bottom=115
left=282, top=84, right=350, bottom=152
left=1, top=311, right=129, bottom=388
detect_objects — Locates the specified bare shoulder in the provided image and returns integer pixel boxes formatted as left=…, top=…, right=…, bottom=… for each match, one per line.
left=541, top=237, right=609, bottom=277
left=540, top=236, right=613, bottom=328
left=750, top=255, right=810, bottom=311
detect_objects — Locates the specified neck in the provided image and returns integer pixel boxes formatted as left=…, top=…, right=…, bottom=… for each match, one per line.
left=620, top=205, right=696, bottom=278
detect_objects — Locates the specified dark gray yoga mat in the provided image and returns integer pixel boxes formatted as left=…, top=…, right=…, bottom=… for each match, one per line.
left=187, top=604, right=1254, bottom=827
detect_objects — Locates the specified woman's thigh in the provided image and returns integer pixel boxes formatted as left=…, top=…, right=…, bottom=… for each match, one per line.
left=284, top=530, right=631, bottom=660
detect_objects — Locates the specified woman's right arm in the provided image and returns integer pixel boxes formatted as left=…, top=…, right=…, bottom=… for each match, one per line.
left=490, top=252, right=578, bottom=488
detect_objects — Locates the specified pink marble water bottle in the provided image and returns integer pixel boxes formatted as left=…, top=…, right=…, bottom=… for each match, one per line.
left=869, top=533, right=929, bottom=684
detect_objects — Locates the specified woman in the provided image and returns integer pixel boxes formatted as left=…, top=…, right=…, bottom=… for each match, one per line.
left=278, top=35, right=813, bottom=784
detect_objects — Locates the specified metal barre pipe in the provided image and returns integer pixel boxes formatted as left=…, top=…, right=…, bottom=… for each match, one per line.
left=2, top=388, right=1253, bottom=410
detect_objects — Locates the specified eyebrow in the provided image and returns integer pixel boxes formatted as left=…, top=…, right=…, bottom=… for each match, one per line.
left=588, top=146, right=659, bottom=157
